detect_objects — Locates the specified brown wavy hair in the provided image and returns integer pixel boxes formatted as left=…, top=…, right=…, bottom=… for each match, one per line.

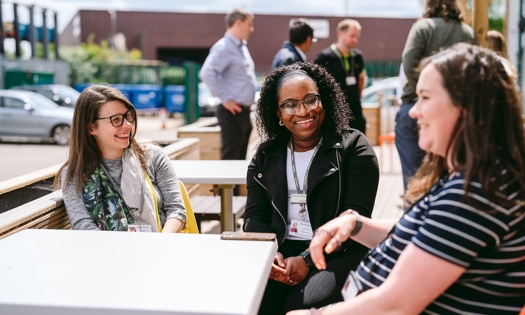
left=405, top=43, right=525, bottom=207
left=423, top=0, right=463, bottom=22
left=53, top=84, right=146, bottom=191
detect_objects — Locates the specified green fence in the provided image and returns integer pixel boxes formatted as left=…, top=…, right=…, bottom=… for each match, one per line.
left=365, top=59, right=402, bottom=79
left=68, top=62, right=185, bottom=87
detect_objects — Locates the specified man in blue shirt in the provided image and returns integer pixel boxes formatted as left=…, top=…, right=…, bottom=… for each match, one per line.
left=200, top=8, right=257, bottom=167
left=271, top=18, right=316, bottom=70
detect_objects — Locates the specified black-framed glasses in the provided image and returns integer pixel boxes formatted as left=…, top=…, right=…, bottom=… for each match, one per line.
left=279, top=94, right=320, bottom=115
left=96, top=110, right=136, bottom=127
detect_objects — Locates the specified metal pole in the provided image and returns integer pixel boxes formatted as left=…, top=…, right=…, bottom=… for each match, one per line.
left=13, top=3, right=21, bottom=58
left=53, top=11, right=59, bottom=60
left=42, top=8, right=48, bottom=59
left=0, top=0, right=5, bottom=56
left=29, top=5, right=36, bottom=58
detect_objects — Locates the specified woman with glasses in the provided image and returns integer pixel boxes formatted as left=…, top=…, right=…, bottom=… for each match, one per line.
left=243, top=62, right=379, bottom=314
left=54, top=85, right=186, bottom=232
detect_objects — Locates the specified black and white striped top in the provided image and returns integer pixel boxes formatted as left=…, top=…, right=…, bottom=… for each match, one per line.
left=357, top=172, right=525, bottom=314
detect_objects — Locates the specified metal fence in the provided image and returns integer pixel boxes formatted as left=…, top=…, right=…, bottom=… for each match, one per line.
left=68, top=62, right=186, bottom=87
left=365, top=59, right=402, bottom=79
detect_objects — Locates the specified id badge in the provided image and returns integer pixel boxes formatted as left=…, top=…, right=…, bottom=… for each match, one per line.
left=290, top=193, right=307, bottom=204
left=346, top=76, right=357, bottom=86
left=289, top=219, right=314, bottom=239
left=128, top=224, right=152, bottom=232
left=341, top=271, right=363, bottom=301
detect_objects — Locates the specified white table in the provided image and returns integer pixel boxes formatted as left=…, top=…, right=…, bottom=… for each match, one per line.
left=172, top=160, right=250, bottom=232
left=0, top=229, right=277, bottom=315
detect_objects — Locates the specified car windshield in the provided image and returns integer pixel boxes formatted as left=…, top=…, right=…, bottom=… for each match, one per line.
left=26, top=92, right=60, bottom=109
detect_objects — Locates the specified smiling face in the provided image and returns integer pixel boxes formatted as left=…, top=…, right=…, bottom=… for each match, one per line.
left=89, top=100, right=134, bottom=159
left=409, top=64, right=463, bottom=160
left=277, top=75, right=325, bottom=151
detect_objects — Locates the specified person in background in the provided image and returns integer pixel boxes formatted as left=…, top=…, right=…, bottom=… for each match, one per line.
left=395, top=0, right=476, bottom=192
left=200, top=8, right=257, bottom=168
left=244, top=62, right=379, bottom=314
left=487, top=29, right=518, bottom=80
left=54, top=85, right=186, bottom=232
left=313, top=19, right=367, bottom=134
left=271, top=18, right=317, bottom=70
left=288, top=43, right=525, bottom=315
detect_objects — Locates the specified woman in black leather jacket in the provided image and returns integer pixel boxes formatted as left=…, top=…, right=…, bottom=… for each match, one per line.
left=243, top=62, right=379, bottom=314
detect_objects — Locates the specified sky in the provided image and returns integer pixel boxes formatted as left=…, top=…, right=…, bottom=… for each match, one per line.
left=3, top=0, right=425, bottom=32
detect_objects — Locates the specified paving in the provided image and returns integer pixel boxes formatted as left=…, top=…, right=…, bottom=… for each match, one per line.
left=135, top=114, right=405, bottom=233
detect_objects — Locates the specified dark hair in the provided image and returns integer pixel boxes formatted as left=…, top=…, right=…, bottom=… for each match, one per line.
left=289, top=18, right=314, bottom=45
left=54, top=84, right=147, bottom=191
left=225, top=8, right=253, bottom=28
left=423, top=0, right=463, bottom=21
left=487, top=30, right=510, bottom=60
left=405, top=43, right=525, bottom=207
left=256, top=62, right=350, bottom=149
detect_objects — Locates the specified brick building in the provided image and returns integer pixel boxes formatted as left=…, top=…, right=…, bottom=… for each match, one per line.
left=61, top=10, right=415, bottom=75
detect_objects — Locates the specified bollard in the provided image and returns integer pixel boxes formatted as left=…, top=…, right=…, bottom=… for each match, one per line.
left=159, top=107, right=168, bottom=129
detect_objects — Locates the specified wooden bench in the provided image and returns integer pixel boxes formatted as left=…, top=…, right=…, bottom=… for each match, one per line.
left=190, top=195, right=247, bottom=231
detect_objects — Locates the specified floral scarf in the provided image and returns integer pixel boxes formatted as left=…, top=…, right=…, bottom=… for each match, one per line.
left=82, top=167, right=135, bottom=231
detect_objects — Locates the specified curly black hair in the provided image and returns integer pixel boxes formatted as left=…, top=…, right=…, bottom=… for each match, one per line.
left=256, top=62, right=351, bottom=148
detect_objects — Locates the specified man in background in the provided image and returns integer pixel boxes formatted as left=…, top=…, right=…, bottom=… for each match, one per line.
left=200, top=8, right=257, bottom=168
left=313, top=19, right=367, bottom=133
left=271, top=18, right=316, bottom=70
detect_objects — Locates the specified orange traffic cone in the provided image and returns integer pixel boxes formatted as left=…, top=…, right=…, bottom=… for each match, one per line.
left=159, top=108, right=167, bottom=129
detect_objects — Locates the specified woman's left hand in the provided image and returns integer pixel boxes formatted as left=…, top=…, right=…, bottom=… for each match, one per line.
left=284, top=256, right=310, bottom=285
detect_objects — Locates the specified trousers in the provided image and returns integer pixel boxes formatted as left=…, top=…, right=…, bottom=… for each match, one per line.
left=216, top=104, right=253, bottom=160
left=394, top=102, right=426, bottom=190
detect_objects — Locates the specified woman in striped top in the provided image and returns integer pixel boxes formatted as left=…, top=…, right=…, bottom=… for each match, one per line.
left=289, top=43, right=525, bottom=314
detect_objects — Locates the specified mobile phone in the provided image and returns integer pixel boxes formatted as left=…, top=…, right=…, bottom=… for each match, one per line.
left=220, top=231, right=276, bottom=241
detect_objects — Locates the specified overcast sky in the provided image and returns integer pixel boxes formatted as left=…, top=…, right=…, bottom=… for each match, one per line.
left=5, top=0, right=424, bottom=31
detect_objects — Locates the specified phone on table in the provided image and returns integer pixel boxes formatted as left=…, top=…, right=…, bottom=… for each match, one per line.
left=220, top=231, right=276, bottom=241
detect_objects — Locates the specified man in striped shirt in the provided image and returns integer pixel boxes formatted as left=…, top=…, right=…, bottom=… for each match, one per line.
left=290, top=44, right=525, bottom=315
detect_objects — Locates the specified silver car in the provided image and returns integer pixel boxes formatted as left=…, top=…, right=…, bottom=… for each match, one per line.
left=0, top=90, right=74, bottom=145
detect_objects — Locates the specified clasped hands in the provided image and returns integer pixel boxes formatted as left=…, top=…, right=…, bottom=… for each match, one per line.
left=269, top=252, right=310, bottom=286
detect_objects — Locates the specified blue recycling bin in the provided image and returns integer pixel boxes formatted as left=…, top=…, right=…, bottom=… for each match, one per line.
left=73, top=83, right=91, bottom=93
left=131, top=85, right=162, bottom=110
left=164, top=85, right=185, bottom=113
left=113, top=84, right=135, bottom=103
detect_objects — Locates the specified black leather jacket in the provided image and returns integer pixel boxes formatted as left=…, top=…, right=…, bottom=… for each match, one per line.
left=243, top=130, right=379, bottom=249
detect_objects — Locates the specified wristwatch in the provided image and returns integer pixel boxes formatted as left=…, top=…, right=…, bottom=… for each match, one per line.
left=300, top=250, right=315, bottom=269
left=340, top=209, right=363, bottom=236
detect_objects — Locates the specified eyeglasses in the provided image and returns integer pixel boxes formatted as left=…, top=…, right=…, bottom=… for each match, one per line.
left=96, top=110, right=136, bottom=127
left=279, top=94, right=320, bottom=115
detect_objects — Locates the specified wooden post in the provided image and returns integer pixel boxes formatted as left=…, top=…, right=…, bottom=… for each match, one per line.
left=473, top=0, right=490, bottom=47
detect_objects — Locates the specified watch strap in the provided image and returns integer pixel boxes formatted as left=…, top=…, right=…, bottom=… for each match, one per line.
left=340, top=209, right=363, bottom=236
left=300, top=250, right=315, bottom=269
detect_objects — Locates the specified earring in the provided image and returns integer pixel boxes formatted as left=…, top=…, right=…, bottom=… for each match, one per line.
left=279, top=120, right=284, bottom=126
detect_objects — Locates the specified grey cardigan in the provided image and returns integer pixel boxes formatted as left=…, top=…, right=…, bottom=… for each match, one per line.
left=61, top=143, right=186, bottom=230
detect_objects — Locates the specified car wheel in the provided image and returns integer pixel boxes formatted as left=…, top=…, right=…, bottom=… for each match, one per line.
left=52, top=125, right=70, bottom=145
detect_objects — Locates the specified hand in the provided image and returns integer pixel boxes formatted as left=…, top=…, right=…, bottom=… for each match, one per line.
left=223, top=100, right=243, bottom=115
left=309, top=214, right=356, bottom=270
left=284, top=256, right=310, bottom=285
left=269, top=252, right=289, bottom=283
left=286, top=310, right=310, bottom=315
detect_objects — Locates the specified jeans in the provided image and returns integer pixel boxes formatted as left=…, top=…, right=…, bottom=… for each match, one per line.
left=394, top=102, right=426, bottom=190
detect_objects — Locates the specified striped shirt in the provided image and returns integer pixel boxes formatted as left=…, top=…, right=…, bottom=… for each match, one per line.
left=357, top=172, right=525, bottom=314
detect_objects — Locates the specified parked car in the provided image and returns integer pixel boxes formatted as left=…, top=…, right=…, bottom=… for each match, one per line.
left=361, top=76, right=400, bottom=135
left=0, top=90, right=74, bottom=145
left=10, top=84, right=81, bottom=108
